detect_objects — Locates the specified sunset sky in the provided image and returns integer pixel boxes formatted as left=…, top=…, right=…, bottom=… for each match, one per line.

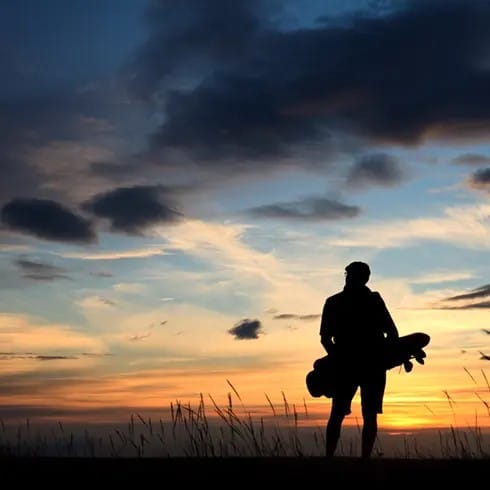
left=1, top=0, right=489, bottom=441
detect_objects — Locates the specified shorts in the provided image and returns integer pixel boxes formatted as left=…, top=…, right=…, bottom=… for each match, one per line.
left=332, top=368, right=386, bottom=416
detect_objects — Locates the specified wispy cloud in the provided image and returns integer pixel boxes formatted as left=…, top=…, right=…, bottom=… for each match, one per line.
left=129, top=321, right=167, bottom=342
left=153, top=218, right=340, bottom=315
left=0, top=244, right=30, bottom=252
left=0, top=313, right=104, bottom=360
left=113, top=282, right=147, bottom=294
left=14, top=258, right=71, bottom=281
left=89, top=271, right=114, bottom=278
left=247, top=197, right=360, bottom=221
left=329, top=204, right=490, bottom=250
left=272, top=313, right=320, bottom=321
left=155, top=219, right=279, bottom=281
left=443, top=284, right=490, bottom=302
left=431, top=284, right=490, bottom=310
left=438, top=301, right=490, bottom=310
left=0, top=353, right=79, bottom=361
left=27, top=140, right=115, bottom=201
left=77, top=296, right=117, bottom=310
left=408, top=271, right=475, bottom=285
left=452, top=153, right=490, bottom=166
left=62, top=247, right=167, bottom=260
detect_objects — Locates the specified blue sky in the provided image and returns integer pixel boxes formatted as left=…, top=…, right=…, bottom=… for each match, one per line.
left=0, top=0, right=489, bottom=440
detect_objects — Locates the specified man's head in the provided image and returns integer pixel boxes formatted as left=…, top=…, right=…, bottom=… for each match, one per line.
left=344, top=261, right=370, bottom=287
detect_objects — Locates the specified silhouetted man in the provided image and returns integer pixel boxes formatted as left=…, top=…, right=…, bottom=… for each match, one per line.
left=319, top=261, right=399, bottom=458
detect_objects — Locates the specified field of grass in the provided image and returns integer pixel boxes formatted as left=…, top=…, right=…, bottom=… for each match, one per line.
left=0, top=376, right=488, bottom=484
left=0, top=378, right=488, bottom=460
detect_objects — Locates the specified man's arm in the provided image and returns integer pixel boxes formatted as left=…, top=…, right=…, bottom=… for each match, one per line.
left=319, top=298, right=336, bottom=354
left=374, top=292, right=399, bottom=341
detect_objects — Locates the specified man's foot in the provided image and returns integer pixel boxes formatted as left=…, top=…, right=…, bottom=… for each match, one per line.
left=403, top=360, right=413, bottom=372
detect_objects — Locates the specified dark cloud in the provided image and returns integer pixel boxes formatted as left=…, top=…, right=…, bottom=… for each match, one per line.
left=125, top=0, right=274, bottom=100
left=4, top=0, right=490, bottom=224
left=247, top=196, right=360, bottom=221
left=439, top=301, right=490, bottom=310
left=444, top=284, right=490, bottom=301
left=80, top=352, right=114, bottom=357
left=436, top=284, right=490, bottom=309
left=0, top=403, right=165, bottom=423
left=346, top=153, right=405, bottom=188
left=1, top=89, right=103, bottom=143
left=228, top=318, right=263, bottom=340
left=273, top=313, right=321, bottom=321
left=0, top=352, right=78, bottom=361
left=1, top=198, right=96, bottom=244
left=298, top=314, right=321, bottom=321
left=35, top=355, right=78, bottom=361
left=89, top=271, right=114, bottom=278
left=467, top=168, right=490, bottom=191
left=97, top=297, right=117, bottom=307
left=14, top=258, right=71, bottom=281
left=0, top=351, right=112, bottom=363
left=128, top=0, right=490, bottom=172
left=452, top=153, right=490, bottom=166
left=0, top=144, right=41, bottom=208
left=129, top=333, right=151, bottom=342
left=82, top=185, right=184, bottom=235
left=0, top=84, right=123, bottom=205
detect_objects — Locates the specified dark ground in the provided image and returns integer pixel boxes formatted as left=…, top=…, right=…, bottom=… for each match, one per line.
left=1, top=456, right=488, bottom=485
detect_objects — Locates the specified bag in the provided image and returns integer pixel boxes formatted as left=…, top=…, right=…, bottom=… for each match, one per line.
left=305, top=355, right=337, bottom=398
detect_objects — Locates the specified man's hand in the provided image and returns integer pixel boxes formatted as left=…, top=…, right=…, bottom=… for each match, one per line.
left=321, top=335, right=336, bottom=355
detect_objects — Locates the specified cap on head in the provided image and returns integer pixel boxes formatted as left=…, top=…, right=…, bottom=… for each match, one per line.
left=345, top=261, right=371, bottom=285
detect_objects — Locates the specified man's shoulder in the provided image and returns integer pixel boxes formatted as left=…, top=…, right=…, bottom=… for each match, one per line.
left=370, top=291, right=384, bottom=301
left=326, top=289, right=384, bottom=301
left=325, top=291, right=345, bottom=304
left=324, top=289, right=385, bottom=303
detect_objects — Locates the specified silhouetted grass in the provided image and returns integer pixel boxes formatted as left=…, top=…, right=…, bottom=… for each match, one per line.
left=0, top=373, right=488, bottom=459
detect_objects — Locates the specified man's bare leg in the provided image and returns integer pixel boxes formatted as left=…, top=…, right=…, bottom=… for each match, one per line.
left=326, top=407, right=346, bottom=457
left=361, top=412, right=378, bottom=458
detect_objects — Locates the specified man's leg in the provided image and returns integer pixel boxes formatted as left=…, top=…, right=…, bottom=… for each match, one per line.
left=326, top=387, right=354, bottom=457
left=360, top=369, right=386, bottom=458
left=326, top=406, right=346, bottom=457
left=361, top=411, right=377, bottom=458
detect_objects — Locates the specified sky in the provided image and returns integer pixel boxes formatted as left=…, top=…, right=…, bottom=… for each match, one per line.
left=0, top=0, right=490, bottom=450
